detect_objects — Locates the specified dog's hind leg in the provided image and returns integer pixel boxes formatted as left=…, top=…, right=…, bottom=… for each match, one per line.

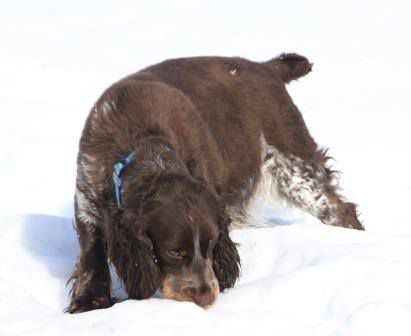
left=66, top=189, right=113, bottom=313
left=262, top=140, right=364, bottom=230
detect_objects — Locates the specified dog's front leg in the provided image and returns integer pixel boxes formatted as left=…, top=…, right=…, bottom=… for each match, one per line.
left=66, top=193, right=113, bottom=313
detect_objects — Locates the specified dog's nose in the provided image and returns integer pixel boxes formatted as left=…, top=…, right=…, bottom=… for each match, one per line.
left=186, top=285, right=215, bottom=308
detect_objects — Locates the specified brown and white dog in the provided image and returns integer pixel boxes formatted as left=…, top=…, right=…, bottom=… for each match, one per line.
left=67, top=54, right=364, bottom=313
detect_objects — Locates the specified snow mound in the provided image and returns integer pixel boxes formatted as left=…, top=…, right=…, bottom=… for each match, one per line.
left=1, top=213, right=411, bottom=335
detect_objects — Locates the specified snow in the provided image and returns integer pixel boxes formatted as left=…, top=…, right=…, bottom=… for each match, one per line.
left=1, top=0, right=411, bottom=335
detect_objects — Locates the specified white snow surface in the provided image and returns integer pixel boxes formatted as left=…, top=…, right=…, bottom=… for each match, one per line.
left=1, top=1, right=411, bottom=335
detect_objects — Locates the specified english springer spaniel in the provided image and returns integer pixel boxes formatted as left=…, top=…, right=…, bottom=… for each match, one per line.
left=67, top=53, right=363, bottom=313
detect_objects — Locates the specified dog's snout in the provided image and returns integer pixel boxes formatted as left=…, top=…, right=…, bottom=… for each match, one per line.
left=184, top=284, right=215, bottom=308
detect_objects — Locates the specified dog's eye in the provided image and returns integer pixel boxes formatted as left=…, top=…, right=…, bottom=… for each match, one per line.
left=168, top=250, right=188, bottom=259
left=179, top=250, right=188, bottom=257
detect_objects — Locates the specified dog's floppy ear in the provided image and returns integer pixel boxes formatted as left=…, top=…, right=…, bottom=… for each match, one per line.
left=212, top=214, right=240, bottom=291
left=107, top=211, right=161, bottom=299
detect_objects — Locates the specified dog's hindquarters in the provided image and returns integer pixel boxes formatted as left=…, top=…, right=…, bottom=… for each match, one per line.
left=255, top=56, right=364, bottom=230
left=261, top=135, right=363, bottom=230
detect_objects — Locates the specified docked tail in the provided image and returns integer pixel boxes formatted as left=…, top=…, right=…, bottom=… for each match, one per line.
left=264, top=53, right=313, bottom=83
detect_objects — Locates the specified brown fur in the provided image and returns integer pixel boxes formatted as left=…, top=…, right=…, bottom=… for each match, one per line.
left=67, top=53, right=363, bottom=313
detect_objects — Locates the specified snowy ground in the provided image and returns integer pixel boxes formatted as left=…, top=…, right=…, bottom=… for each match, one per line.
left=1, top=1, right=411, bottom=335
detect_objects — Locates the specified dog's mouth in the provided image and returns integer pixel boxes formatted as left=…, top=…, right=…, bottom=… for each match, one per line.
left=161, top=275, right=219, bottom=308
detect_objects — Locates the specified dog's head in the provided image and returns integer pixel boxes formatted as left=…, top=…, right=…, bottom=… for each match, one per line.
left=107, top=174, right=240, bottom=308
left=147, top=190, right=221, bottom=308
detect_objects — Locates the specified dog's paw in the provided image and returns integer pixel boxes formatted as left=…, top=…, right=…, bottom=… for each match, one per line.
left=342, top=202, right=365, bottom=231
left=346, top=218, right=365, bottom=231
left=66, top=293, right=114, bottom=314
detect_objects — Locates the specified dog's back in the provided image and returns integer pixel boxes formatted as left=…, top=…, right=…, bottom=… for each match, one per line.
left=141, top=55, right=316, bottom=159
left=79, top=54, right=314, bottom=208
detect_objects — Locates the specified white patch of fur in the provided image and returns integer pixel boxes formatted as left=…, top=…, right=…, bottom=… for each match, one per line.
left=192, top=229, right=202, bottom=263
left=258, top=137, right=287, bottom=207
left=139, top=156, right=167, bottom=174
left=100, top=100, right=116, bottom=116
left=229, top=135, right=340, bottom=229
left=78, top=154, right=104, bottom=198
left=79, top=154, right=101, bottom=192
left=75, top=188, right=97, bottom=225
left=261, top=135, right=339, bottom=226
left=82, top=153, right=96, bottom=162
left=89, top=100, right=116, bottom=128
left=228, top=137, right=284, bottom=229
left=153, top=153, right=167, bottom=170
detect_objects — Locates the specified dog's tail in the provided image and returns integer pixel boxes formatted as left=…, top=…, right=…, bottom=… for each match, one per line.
left=264, top=53, right=313, bottom=83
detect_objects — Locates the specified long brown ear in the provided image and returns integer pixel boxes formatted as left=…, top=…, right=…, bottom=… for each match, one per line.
left=265, top=53, right=313, bottom=83
left=107, top=211, right=161, bottom=299
left=212, top=215, right=240, bottom=291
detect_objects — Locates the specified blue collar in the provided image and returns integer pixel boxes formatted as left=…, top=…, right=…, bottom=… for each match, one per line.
left=113, top=150, right=139, bottom=209
left=113, top=144, right=172, bottom=209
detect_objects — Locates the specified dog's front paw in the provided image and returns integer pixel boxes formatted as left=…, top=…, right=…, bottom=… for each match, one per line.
left=66, top=292, right=114, bottom=314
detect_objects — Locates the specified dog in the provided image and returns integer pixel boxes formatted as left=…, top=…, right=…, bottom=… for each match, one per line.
left=67, top=53, right=364, bottom=313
